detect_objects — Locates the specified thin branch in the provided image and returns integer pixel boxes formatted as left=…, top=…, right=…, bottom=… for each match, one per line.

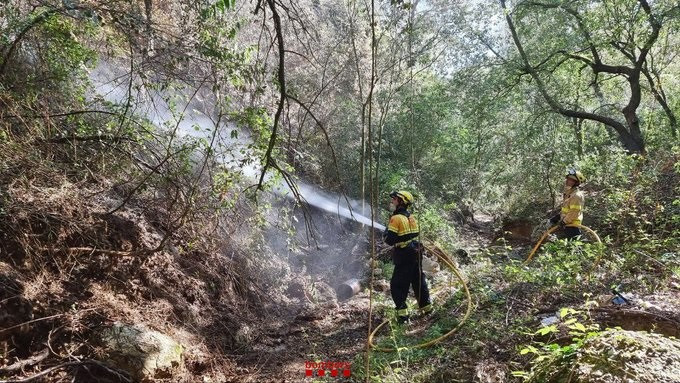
left=282, top=49, right=315, bottom=67
left=285, top=93, right=356, bottom=219
left=0, top=314, right=64, bottom=336
left=0, top=349, right=49, bottom=374
left=258, top=0, right=287, bottom=191
left=0, top=360, right=131, bottom=383
left=39, top=247, right=140, bottom=256
left=38, top=135, right=136, bottom=144
left=105, top=146, right=188, bottom=215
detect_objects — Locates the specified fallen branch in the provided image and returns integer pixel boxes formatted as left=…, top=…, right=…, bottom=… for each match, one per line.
left=593, top=307, right=680, bottom=327
left=39, top=247, right=142, bottom=257
left=0, top=360, right=132, bottom=383
left=0, top=314, right=63, bottom=336
left=38, top=135, right=136, bottom=144
left=3, top=109, right=124, bottom=120
left=0, top=349, right=49, bottom=374
left=0, top=309, right=96, bottom=336
left=632, top=249, right=672, bottom=271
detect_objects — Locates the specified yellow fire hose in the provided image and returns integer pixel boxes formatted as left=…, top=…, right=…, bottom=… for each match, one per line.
left=523, top=224, right=602, bottom=265
left=368, top=241, right=473, bottom=352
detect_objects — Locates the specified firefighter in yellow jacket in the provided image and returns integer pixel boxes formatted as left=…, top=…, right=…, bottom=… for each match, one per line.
left=383, top=190, right=431, bottom=323
left=550, top=169, right=586, bottom=239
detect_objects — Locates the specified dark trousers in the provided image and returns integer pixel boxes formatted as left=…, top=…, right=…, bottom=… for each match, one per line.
left=390, top=249, right=431, bottom=313
left=550, top=215, right=582, bottom=241
left=557, top=226, right=581, bottom=240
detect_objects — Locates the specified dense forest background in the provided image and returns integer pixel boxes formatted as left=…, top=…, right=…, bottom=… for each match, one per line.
left=1, top=0, right=679, bottom=382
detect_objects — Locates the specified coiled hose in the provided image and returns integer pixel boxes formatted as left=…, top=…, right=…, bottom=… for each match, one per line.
left=523, top=224, right=602, bottom=265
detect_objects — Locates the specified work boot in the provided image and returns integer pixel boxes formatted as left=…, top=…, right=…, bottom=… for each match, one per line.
left=418, top=304, right=434, bottom=316
left=395, top=308, right=409, bottom=324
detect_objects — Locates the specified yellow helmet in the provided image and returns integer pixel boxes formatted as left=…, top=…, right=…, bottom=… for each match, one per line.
left=390, top=190, right=414, bottom=206
left=566, top=169, right=586, bottom=184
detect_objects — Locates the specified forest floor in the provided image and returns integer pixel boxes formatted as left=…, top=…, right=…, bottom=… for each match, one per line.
left=2, top=177, right=679, bottom=383
left=229, top=213, right=500, bottom=383
left=227, top=211, right=680, bottom=383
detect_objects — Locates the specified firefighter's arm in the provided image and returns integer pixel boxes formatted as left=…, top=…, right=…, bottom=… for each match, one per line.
left=562, top=194, right=584, bottom=225
left=550, top=214, right=560, bottom=225
left=383, top=216, right=401, bottom=246
left=384, top=230, right=399, bottom=246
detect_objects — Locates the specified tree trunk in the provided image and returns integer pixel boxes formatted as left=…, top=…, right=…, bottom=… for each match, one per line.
left=347, top=1, right=366, bottom=212
left=144, top=0, right=152, bottom=27
left=621, top=72, right=647, bottom=154
left=642, top=66, right=678, bottom=139
left=500, top=0, right=648, bottom=154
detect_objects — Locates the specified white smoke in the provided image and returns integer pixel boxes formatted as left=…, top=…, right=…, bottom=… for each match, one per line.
left=89, top=61, right=385, bottom=230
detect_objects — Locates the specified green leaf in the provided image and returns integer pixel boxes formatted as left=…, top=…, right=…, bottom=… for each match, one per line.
left=520, top=345, right=539, bottom=355
left=511, top=371, right=530, bottom=377
left=535, top=355, right=549, bottom=362
left=569, top=323, right=587, bottom=332
left=536, top=325, right=558, bottom=336
left=215, top=0, right=236, bottom=12
left=559, top=308, right=578, bottom=318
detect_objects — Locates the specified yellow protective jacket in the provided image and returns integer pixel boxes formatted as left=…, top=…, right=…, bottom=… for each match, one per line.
left=560, top=187, right=584, bottom=226
left=384, top=207, right=419, bottom=249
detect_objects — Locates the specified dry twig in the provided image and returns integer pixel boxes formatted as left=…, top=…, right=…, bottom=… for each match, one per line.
left=0, top=360, right=132, bottom=383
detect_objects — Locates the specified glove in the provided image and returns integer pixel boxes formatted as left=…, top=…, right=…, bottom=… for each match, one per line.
left=549, top=215, right=560, bottom=225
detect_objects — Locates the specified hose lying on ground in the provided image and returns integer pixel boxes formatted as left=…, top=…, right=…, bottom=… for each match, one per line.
left=368, top=241, right=473, bottom=352
left=523, top=224, right=602, bottom=265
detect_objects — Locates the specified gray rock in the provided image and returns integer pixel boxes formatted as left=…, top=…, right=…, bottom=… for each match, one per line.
left=234, top=325, right=253, bottom=348
left=100, top=322, right=183, bottom=381
left=374, top=280, right=390, bottom=292
left=528, top=329, right=680, bottom=382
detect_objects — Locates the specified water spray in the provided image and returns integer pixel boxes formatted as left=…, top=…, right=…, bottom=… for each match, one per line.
left=277, top=182, right=386, bottom=231
left=91, top=62, right=384, bottom=231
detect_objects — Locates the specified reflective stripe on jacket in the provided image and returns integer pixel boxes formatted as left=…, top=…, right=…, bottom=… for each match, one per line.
left=560, top=187, right=584, bottom=226
left=385, top=208, right=420, bottom=248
